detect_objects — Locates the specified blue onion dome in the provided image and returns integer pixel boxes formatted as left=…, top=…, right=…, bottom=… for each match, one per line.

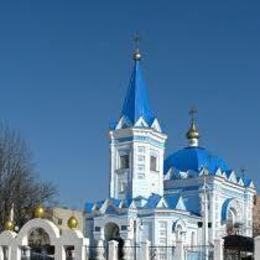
left=164, top=146, right=230, bottom=174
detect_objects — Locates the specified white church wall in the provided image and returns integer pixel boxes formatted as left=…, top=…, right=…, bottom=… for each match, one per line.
left=212, top=177, right=255, bottom=238
left=151, top=211, right=201, bottom=248
left=109, top=126, right=167, bottom=200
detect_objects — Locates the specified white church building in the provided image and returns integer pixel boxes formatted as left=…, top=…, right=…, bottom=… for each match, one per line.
left=85, top=47, right=256, bottom=258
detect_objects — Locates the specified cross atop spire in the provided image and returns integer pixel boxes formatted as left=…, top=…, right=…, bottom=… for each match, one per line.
left=186, top=106, right=200, bottom=147
left=133, top=33, right=142, bottom=61
left=189, top=106, right=197, bottom=123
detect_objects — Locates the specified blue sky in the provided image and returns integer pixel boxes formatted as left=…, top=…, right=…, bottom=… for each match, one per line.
left=0, top=1, right=259, bottom=207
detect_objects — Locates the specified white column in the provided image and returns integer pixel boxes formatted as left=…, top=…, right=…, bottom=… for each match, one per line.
left=214, top=239, right=224, bottom=260
left=56, top=245, right=66, bottom=260
left=201, top=175, right=209, bottom=259
left=108, top=240, right=118, bottom=260
left=96, top=239, right=106, bottom=260
left=23, top=246, right=31, bottom=258
left=0, top=247, right=4, bottom=260
left=175, top=240, right=184, bottom=260
left=122, top=239, right=132, bottom=260
left=255, top=236, right=260, bottom=257
left=141, top=240, right=151, bottom=260
left=11, top=244, right=21, bottom=260
left=74, top=244, right=86, bottom=260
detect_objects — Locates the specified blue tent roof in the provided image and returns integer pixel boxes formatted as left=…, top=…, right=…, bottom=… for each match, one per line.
left=121, top=60, right=155, bottom=125
left=164, top=146, right=230, bottom=174
left=85, top=193, right=202, bottom=216
left=183, top=194, right=201, bottom=216
left=145, top=194, right=162, bottom=208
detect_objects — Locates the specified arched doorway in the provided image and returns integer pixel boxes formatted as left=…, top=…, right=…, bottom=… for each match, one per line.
left=104, top=222, right=120, bottom=241
left=104, top=222, right=124, bottom=259
left=226, top=207, right=240, bottom=235
left=27, top=228, right=54, bottom=259
left=15, top=219, right=60, bottom=260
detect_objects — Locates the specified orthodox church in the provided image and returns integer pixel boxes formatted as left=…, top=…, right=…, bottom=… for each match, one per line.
left=85, top=47, right=255, bottom=256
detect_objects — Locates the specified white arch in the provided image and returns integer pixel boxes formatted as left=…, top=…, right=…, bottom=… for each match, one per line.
left=10, top=218, right=60, bottom=260
left=16, top=218, right=60, bottom=246
left=173, top=219, right=187, bottom=242
left=229, top=199, right=242, bottom=222
left=173, top=218, right=187, bottom=232
left=0, top=218, right=88, bottom=260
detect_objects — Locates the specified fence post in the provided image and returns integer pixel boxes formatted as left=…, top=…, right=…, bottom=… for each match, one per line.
left=122, top=239, right=133, bottom=260
left=255, top=236, right=260, bottom=258
left=141, top=240, right=151, bottom=260
left=214, top=238, right=224, bottom=260
left=175, top=241, right=184, bottom=260
left=96, top=239, right=106, bottom=260
left=108, top=240, right=118, bottom=260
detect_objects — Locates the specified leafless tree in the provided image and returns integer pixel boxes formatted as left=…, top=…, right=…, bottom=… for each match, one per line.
left=0, top=123, right=57, bottom=231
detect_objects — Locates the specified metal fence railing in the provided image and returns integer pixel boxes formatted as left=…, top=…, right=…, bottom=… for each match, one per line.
left=184, top=245, right=214, bottom=260
left=88, top=245, right=108, bottom=260
left=149, top=246, right=176, bottom=260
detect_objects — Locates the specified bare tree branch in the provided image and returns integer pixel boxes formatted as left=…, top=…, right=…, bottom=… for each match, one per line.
left=0, top=123, right=57, bottom=231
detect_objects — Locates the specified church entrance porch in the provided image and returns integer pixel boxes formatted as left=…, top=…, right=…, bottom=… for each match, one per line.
left=223, top=235, right=254, bottom=260
left=104, top=222, right=124, bottom=259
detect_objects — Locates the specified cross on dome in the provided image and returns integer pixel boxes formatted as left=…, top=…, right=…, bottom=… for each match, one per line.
left=186, top=106, right=200, bottom=146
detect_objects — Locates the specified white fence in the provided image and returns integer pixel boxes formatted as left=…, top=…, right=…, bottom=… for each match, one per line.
left=0, top=217, right=240, bottom=260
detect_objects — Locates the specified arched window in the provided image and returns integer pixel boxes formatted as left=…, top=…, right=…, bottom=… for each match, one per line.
left=226, top=207, right=238, bottom=234
left=176, top=224, right=183, bottom=241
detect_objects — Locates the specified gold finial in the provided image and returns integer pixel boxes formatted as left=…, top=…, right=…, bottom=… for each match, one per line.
left=133, top=33, right=142, bottom=61
left=67, top=216, right=78, bottom=229
left=186, top=107, right=200, bottom=145
left=4, top=220, right=14, bottom=231
left=34, top=205, right=45, bottom=218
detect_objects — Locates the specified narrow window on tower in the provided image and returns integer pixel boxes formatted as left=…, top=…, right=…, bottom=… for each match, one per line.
left=120, top=154, right=129, bottom=169
left=119, top=182, right=126, bottom=193
left=150, top=156, right=157, bottom=172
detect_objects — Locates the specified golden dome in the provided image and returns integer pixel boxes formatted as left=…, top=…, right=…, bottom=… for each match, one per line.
left=34, top=205, right=45, bottom=218
left=186, top=122, right=200, bottom=140
left=67, top=216, right=78, bottom=229
left=4, top=220, right=14, bottom=231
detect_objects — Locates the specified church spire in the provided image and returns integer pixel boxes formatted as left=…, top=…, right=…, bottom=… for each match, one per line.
left=120, top=36, right=155, bottom=125
left=186, top=107, right=200, bottom=147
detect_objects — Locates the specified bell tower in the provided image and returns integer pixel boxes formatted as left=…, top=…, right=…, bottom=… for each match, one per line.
left=109, top=44, right=167, bottom=200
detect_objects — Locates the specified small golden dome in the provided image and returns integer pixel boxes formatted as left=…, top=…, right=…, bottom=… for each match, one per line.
left=34, top=205, right=45, bottom=218
left=67, top=216, right=78, bottom=229
left=4, top=220, right=14, bottom=231
left=186, top=122, right=200, bottom=140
